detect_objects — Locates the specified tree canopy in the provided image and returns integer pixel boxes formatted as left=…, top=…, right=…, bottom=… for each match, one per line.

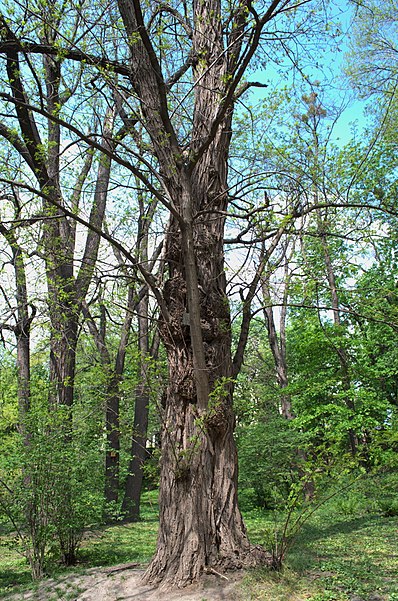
left=0, top=0, right=397, bottom=592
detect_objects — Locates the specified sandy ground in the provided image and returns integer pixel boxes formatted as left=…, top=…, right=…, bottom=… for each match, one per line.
left=7, top=564, right=244, bottom=601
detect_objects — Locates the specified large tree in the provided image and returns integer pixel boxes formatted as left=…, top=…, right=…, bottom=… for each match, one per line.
left=0, top=0, right=319, bottom=587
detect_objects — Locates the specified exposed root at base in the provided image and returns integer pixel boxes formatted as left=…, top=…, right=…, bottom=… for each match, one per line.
left=142, top=544, right=272, bottom=591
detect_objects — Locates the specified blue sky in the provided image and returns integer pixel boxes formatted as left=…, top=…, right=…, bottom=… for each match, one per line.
left=244, top=0, right=370, bottom=147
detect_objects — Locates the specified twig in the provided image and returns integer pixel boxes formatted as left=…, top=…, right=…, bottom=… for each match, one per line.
left=105, top=562, right=141, bottom=576
left=204, top=567, right=229, bottom=580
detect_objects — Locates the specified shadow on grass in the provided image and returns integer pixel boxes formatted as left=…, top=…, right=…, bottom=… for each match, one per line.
left=0, top=569, right=31, bottom=598
left=283, top=512, right=398, bottom=600
left=286, top=514, right=376, bottom=567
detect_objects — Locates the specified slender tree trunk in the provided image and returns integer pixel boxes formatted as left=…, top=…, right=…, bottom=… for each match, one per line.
left=0, top=221, right=35, bottom=434
left=262, top=275, right=292, bottom=419
left=262, top=258, right=314, bottom=498
left=306, top=93, right=357, bottom=457
left=121, top=294, right=150, bottom=521
left=83, top=287, right=134, bottom=512
left=122, top=183, right=162, bottom=521
left=318, top=227, right=357, bottom=456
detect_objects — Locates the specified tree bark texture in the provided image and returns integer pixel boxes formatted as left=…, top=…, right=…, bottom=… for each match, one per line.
left=144, top=98, right=266, bottom=589
left=114, top=0, right=275, bottom=586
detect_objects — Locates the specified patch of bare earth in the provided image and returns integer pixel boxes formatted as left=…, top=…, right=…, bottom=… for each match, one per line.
left=6, top=564, right=244, bottom=601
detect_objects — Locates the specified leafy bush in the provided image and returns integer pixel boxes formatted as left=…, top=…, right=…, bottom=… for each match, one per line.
left=237, top=415, right=308, bottom=509
left=0, top=393, right=104, bottom=578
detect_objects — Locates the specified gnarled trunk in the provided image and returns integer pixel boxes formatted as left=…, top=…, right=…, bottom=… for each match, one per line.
left=144, top=184, right=267, bottom=587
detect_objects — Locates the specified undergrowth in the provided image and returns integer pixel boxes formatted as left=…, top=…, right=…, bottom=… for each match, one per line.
left=1, top=476, right=397, bottom=600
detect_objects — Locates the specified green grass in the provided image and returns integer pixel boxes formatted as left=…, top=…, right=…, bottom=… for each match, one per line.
left=78, top=492, right=158, bottom=567
left=1, top=483, right=398, bottom=600
left=0, top=490, right=159, bottom=598
left=242, top=479, right=398, bottom=601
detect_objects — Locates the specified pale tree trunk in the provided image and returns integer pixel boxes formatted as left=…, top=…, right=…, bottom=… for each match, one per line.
left=305, top=94, right=357, bottom=457
left=318, top=222, right=357, bottom=456
left=0, top=216, right=45, bottom=576
left=0, top=221, right=35, bottom=437
left=0, top=17, right=113, bottom=412
left=261, top=248, right=314, bottom=497
left=262, top=268, right=292, bottom=419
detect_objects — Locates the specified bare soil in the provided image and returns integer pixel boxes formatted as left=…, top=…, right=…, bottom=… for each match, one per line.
left=6, top=564, right=244, bottom=601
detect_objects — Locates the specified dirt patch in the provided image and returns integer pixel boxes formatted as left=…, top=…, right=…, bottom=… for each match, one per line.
left=6, top=564, right=244, bottom=601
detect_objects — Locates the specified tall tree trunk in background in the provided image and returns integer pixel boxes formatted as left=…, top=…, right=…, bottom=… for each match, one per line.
left=317, top=218, right=358, bottom=456
left=303, top=92, right=358, bottom=457
left=1, top=23, right=116, bottom=561
left=261, top=249, right=314, bottom=497
left=103, top=286, right=135, bottom=510
left=83, top=285, right=135, bottom=513
left=122, top=189, right=160, bottom=521
left=0, top=219, right=35, bottom=439
left=121, top=292, right=151, bottom=521
left=0, top=215, right=45, bottom=576
left=262, top=257, right=292, bottom=419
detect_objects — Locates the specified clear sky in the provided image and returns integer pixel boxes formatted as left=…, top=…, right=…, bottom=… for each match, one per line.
left=244, top=0, right=370, bottom=148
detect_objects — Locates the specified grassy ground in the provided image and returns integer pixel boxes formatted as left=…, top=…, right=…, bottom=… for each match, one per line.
left=243, top=508, right=398, bottom=600
left=1, top=484, right=397, bottom=600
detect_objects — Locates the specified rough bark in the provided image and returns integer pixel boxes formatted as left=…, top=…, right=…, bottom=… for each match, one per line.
left=113, top=0, right=282, bottom=586
left=143, top=108, right=268, bottom=587
left=146, top=246, right=264, bottom=586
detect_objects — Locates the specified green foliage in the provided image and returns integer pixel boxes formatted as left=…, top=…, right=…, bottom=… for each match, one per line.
left=243, top=472, right=398, bottom=600
left=237, top=415, right=307, bottom=509
left=0, top=361, right=104, bottom=579
left=142, top=448, right=161, bottom=490
left=0, top=490, right=159, bottom=597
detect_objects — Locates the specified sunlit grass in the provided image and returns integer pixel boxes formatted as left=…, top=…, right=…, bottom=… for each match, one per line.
left=242, top=494, right=398, bottom=601
left=1, top=486, right=398, bottom=600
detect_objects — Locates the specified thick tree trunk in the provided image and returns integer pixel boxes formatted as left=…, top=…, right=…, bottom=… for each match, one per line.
left=115, top=0, right=286, bottom=586
left=144, top=202, right=268, bottom=587
left=144, top=342, right=262, bottom=588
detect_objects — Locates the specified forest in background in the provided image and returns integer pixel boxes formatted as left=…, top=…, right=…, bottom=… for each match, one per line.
left=0, top=0, right=397, bottom=594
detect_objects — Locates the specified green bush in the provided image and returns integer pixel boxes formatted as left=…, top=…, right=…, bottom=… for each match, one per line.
left=237, top=416, right=308, bottom=509
left=0, top=396, right=104, bottom=579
